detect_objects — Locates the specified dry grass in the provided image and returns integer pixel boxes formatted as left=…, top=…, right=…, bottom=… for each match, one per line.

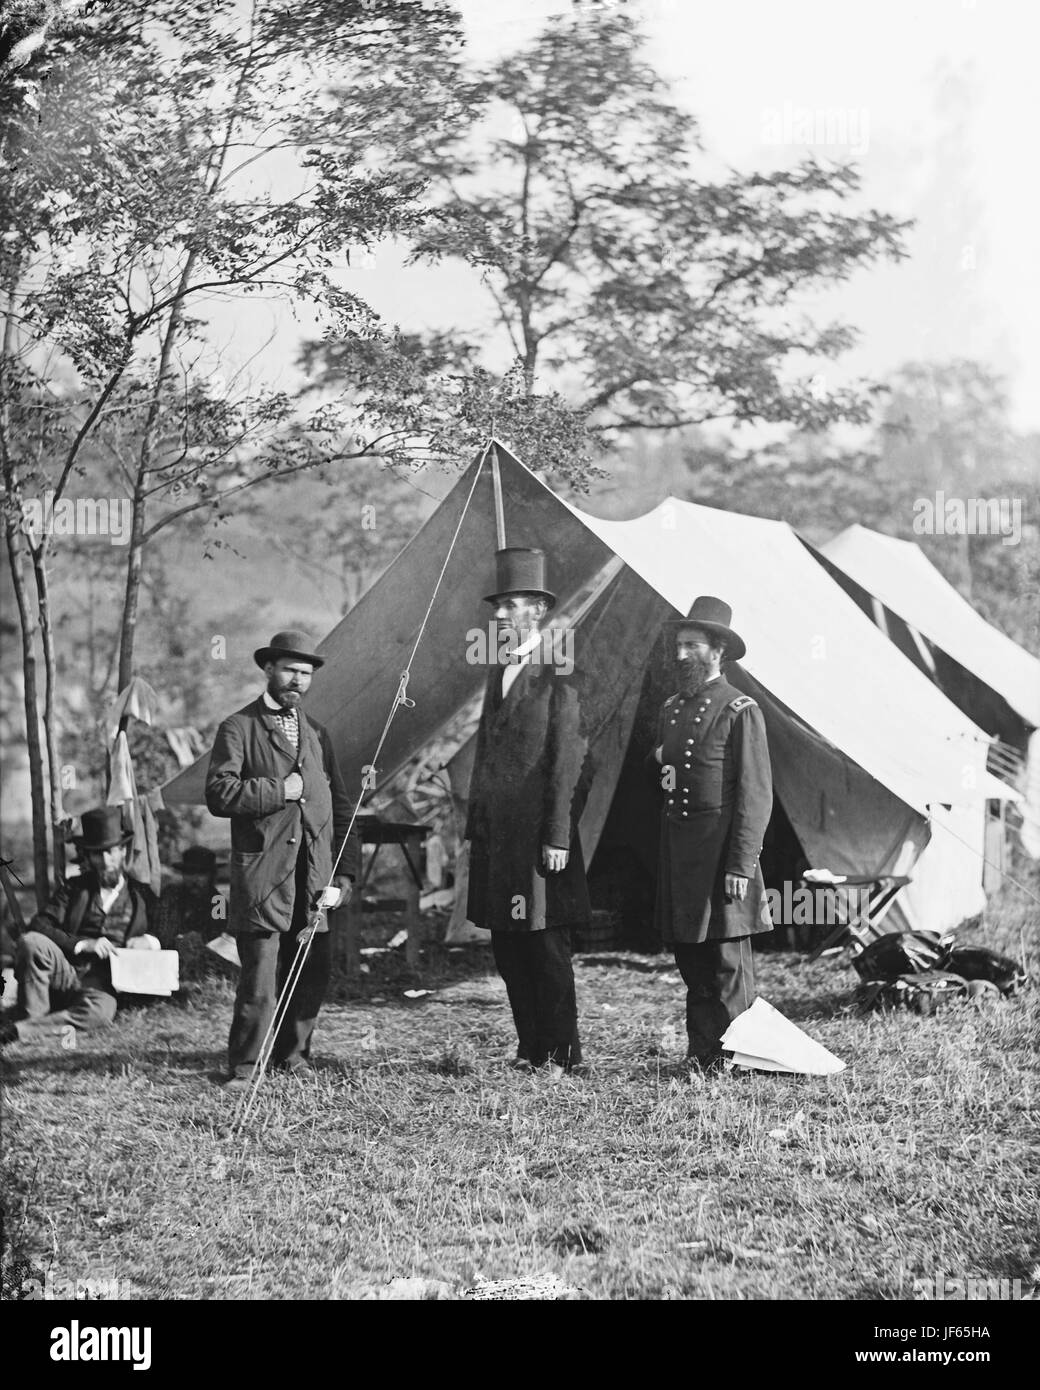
left=2, top=877, right=1038, bottom=1301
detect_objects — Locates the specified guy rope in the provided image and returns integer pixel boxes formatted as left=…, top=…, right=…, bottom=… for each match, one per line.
left=233, top=440, right=495, bottom=1129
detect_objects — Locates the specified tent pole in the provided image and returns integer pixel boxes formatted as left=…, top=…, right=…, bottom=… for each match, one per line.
left=490, top=443, right=507, bottom=548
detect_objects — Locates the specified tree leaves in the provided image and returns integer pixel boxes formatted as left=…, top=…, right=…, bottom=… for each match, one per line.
left=320, top=7, right=909, bottom=452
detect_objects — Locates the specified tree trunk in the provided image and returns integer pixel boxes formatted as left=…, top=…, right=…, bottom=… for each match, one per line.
left=1, top=286, right=49, bottom=905
left=31, top=546, right=66, bottom=880
left=116, top=254, right=196, bottom=692
left=116, top=504, right=146, bottom=694
left=3, top=522, right=50, bottom=907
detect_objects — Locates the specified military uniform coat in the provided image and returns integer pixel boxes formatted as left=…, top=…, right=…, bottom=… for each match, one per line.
left=465, top=662, right=592, bottom=934
left=206, top=698, right=358, bottom=934
left=653, top=676, right=773, bottom=944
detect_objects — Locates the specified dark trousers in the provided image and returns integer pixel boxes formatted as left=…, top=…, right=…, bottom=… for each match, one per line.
left=673, top=935, right=756, bottom=1062
left=227, top=848, right=330, bottom=1077
left=491, top=927, right=581, bottom=1069
left=15, top=932, right=118, bottom=1032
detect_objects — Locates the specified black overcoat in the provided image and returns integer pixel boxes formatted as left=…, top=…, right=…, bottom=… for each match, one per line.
left=465, top=662, right=592, bottom=934
left=205, top=698, right=358, bottom=934
left=653, top=676, right=774, bottom=944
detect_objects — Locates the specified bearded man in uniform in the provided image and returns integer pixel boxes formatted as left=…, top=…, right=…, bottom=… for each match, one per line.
left=653, top=597, right=773, bottom=1072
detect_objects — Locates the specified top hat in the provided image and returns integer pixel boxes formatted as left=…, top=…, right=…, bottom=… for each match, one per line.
left=665, top=596, right=746, bottom=662
left=176, top=845, right=217, bottom=876
left=483, top=548, right=556, bottom=610
left=254, top=629, right=325, bottom=670
left=74, top=806, right=132, bottom=852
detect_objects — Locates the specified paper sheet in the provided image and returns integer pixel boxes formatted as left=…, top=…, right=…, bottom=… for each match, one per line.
left=721, top=997, right=846, bottom=1075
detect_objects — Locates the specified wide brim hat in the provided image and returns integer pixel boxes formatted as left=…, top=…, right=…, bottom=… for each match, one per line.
left=483, top=547, right=556, bottom=610
left=254, top=629, right=325, bottom=670
left=664, top=596, right=747, bottom=662
left=74, top=805, right=133, bottom=851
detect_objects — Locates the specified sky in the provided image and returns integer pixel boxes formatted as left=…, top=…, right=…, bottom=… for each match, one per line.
left=205, top=0, right=1040, bottom=434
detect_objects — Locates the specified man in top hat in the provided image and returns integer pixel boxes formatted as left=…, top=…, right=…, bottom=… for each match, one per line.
left=465, top=548, right=592, bottom=1076
left=1, top=805, right=159, bottom=1046
left=653, top=597, right=773, bottom=1072
left=206, top=630, right=358, bottom=1091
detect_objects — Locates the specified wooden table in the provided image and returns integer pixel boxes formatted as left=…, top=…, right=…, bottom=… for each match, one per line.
left=329, top=815, right=430, bottom=975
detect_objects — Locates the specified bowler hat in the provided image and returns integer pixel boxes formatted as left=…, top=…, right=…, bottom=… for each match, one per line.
left=175, top=845, right=217, bottom=876
left=483, top=548, right=556, bottom=610
left=74, top=806, right=132, bottom=852
left=254, top=629, right=325, bottom=670
left=666, top=596, right=747, bottom=662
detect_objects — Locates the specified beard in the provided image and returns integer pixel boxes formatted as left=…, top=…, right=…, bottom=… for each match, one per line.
left=677, top=656, right=711, bottom=693
left=269, top=682, right=302, bottom=708
left=98, top=865, right=122, bottom=887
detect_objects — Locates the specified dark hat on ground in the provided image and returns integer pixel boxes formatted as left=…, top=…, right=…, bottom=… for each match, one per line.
left=74, top=806, right=132, bottom=851
left=176, top=845, right=217, bottom=875
left=254, top=629, right=325, bottom=670
left=484, top=547, right=556, bottom=610
left=665, top=596, right=747, bottom=662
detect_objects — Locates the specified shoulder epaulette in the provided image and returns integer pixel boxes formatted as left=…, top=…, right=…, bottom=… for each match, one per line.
left=729, top=695, right=757, bottom=712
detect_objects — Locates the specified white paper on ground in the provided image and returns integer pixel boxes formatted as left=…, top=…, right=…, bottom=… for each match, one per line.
left=730, top=1052, right=794, bottom=1072
left=206, top=932, right=241, bottom=967
left=109, top=948, right=179, bottom=996
left=720, top=997, right=846, bottom=1075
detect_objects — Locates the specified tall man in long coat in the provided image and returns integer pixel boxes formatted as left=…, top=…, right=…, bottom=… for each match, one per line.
left=653, top=597, right=773, bottom=1071
left=206, top=630, right=358, bottom=1090
left=465, top=548, right=592, bottom=1075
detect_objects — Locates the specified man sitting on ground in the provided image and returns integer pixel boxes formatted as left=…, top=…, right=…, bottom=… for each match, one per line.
left=0, top=806, right=159, bottom=1048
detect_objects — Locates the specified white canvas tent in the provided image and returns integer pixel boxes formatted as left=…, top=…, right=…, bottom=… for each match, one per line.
left=819, top=524, right=1040, bottom=859
left=163, top=443, right=1015, bottom=938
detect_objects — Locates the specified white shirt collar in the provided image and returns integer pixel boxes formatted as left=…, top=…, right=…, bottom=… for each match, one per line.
left=507, top=630, right=543, bottom=663
left=99, top=875, right=126, bottom=913
left=500, top=631, right=544, bottom=698
left=262, top=690, right=296, bottom=714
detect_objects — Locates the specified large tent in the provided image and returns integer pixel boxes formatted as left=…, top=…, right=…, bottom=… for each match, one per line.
left=816, top=524, right=1040, bottom=859
left=163, top=443, right=1015, bottom=937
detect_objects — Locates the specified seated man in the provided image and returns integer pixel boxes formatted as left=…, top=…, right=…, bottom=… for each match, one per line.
left=0, top=806, right=159, bottom=1047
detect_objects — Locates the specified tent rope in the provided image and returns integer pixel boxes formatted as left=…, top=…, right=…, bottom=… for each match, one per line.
left=234, top=439, right=495, bottom=1130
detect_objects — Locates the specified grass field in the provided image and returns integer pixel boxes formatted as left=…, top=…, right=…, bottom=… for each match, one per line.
left=2, top=877, right=1038, bottom=1302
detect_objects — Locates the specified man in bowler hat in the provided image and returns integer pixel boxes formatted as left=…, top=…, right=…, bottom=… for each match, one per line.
left=206, top=631, right=358, bottom=1091
left=465, top=548, right=592, bottom=1076
left=653, top=598, right=773, bottom=1071
left=1, top=805, right=159, bottom=1046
